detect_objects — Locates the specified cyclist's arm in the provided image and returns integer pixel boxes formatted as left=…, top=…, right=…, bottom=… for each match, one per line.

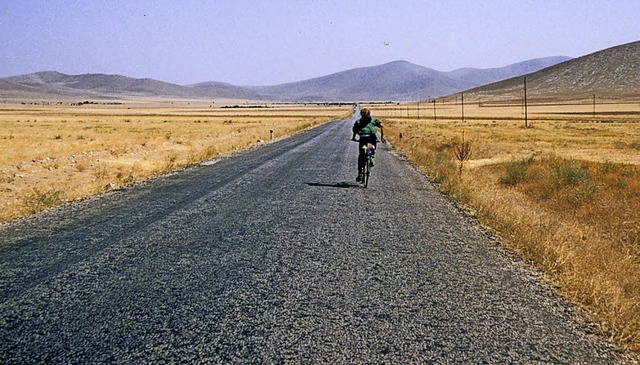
left=378, top=123, right=385, bottom=142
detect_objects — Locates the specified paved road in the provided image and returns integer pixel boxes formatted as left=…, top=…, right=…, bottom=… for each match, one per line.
left=0, top=112, right=619, bottom=363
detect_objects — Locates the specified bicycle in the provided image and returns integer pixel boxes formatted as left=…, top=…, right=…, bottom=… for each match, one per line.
left=353, top=136, right=379, bottom=188
left=359, top=142, right=375, bottom=188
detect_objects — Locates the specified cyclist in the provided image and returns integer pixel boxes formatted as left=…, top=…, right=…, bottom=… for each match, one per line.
left=351, top=108, right=385, bottom=182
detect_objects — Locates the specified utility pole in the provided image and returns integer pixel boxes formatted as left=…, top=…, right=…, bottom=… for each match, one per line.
left=433, top=99, right=437, bottom=121
left=524, top=77, right=528, bottom=128
left=461, top=92, right=465, bottom=122
left=593, top=95, right=596, bottom=118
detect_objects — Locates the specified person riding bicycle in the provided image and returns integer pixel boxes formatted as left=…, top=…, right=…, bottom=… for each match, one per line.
left=351, top=108, right=385, bottom=182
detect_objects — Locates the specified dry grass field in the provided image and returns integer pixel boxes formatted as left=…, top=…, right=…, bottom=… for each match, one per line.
left=2, top=95, right=638, bottom=352
left=369, top=99, right=640, bottom=352
left=0, top=100, right=352, bottom=222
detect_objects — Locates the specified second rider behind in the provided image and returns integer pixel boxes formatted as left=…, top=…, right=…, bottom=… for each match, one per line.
left=351, top=108, right=385, bottom=182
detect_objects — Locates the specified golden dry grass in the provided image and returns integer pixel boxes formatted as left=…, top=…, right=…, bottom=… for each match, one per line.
left=368, top=100, right=640, bottom=353
left=0, top=101, right=352, bottom=221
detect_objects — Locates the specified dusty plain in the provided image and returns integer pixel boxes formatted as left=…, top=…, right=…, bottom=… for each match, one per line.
left=0, top=99, right=352, bottom=222
left=369, top=99, right=640, bottom=353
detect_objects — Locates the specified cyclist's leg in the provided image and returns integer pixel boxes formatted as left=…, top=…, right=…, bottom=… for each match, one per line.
left=367, top=135, right=377, bottom=166
left=356, top=141, right=366, bottom=181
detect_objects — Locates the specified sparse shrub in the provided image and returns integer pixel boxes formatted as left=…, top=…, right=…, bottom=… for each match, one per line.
left=23, top=188, right=64, bottom=214
left=547, top=156, right=589, bottom=188
left=524, top=156, right=595, bottom=203
left=454, top=134, right=472, bottom=174
left=569, top=179, right=599, bottom=204
left=164, top=155, right=178, bottom=171
left=501, top=158, right=532, bottom=186
left=94, top=165, right=109, bottom=180
left=600, top=160, right=615, bottom=173
left=118, top=171, right=135, bottom=184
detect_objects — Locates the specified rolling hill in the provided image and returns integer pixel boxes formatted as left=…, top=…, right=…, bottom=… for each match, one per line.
left=245, top=61, right=472, bottom=102
left=462, top=40, right=640, bottom=101
left=446, top=56, right=571, bottom=87
left=0, top=71, right=260, bottom=100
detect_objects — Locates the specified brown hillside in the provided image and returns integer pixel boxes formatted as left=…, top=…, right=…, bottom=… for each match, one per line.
left=463, top=40, right=640, bottom=101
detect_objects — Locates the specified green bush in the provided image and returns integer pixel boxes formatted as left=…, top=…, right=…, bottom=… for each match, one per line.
left=501, top=158, right=532, bottom=186
left=547, top=156, right=589, bottom=188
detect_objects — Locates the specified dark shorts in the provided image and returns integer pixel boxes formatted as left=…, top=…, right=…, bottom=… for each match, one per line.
left=358, top=134, right=377, bottom=148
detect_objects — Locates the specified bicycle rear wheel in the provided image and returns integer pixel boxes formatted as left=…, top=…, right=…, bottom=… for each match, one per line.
left=363, top=156, right=370, bottom=188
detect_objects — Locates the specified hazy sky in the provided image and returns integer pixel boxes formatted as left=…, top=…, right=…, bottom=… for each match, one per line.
left=1, top=0, right=638, bottom=86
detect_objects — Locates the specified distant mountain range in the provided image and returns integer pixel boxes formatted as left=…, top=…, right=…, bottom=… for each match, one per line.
left=239, top=57, right=571, bottom=102
left=1, top=41, right=638, bottom=102
left=0, top=71, right=260, bottom=100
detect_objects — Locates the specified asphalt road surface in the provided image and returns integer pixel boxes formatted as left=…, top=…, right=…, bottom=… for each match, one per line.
left=0, top=112, right=620, bottom=363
